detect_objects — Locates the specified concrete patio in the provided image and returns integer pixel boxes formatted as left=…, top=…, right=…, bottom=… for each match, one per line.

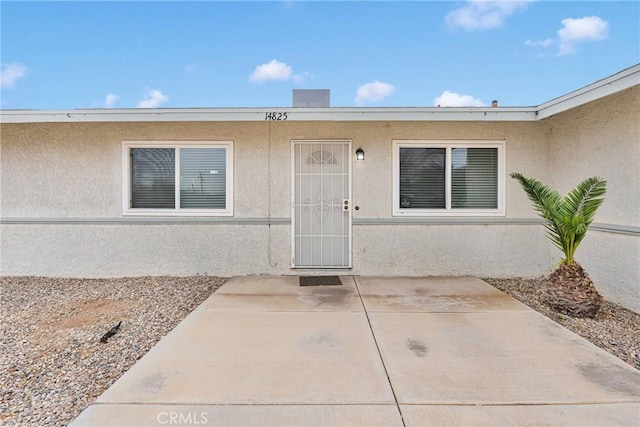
left=71, top=276, right=640, bottom=426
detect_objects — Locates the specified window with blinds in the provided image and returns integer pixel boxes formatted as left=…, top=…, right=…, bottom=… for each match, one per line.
left=131, top=148, right=175, bottom=209
left=394, top=141, right=504, bottom=216
left=451, top=147, right=498, bottom=209
left=399, top=147, right=446, bottom=209
left=180, top=148, right=227, bottom=209
left=124, top=141, right=233, bottom=216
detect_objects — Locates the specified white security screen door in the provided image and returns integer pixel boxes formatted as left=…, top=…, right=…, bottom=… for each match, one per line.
left=292, top=141, right=352, bottom=268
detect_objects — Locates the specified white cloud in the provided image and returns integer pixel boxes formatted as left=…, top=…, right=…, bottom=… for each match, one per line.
left=445, top=0, right=535, bottom=31
left=137, top=89, right=169, bottom=108
left=525, top=38, right=554, bottom=48
left=104, top=93, right=119, bottom=108
left=1, top=62, right=29, bottom=88
left=433, top=91, right=486, bottom=107
left=354, top=81, right=395, bottom=106
left=249, top=59, right=292, bottom=83
left=525, top=15, right=609, bottom=56
left=557, top=16, right=609, bottom=56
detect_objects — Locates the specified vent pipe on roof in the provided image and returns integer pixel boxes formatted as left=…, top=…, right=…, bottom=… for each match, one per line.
left=292, top=89, right=330, bottom=107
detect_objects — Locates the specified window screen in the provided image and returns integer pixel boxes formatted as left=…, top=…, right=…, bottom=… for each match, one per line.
left=180, top=148, right=226, bottom=209
left=451, top=148, right=498, bottom=209
left=128, top=145, right=229, bottom=212
left=399, top=147, right=445, bottom=209
left=395, top=143, right=501, bottom=214
left=131, top=148, right=175, bottom=208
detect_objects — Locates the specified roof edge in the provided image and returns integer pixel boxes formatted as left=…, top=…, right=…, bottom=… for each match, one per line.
left=1, top=64, right=638, bottom=124
left=536, top=63, right=640, bottom=120
left=0, top=107, right=538, bottom=123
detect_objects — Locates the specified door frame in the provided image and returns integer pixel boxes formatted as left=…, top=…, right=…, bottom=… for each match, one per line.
left=290, top=139, right=353, bottom=269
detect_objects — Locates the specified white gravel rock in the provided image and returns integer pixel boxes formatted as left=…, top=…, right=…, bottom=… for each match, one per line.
left=1, top=276, right=225, bottom=426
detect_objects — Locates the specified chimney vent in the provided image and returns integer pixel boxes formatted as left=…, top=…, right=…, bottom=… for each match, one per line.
left=293, top=89, right=330, bottom=107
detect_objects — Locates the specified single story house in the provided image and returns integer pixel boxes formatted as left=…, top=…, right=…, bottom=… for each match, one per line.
left=1, top=64, right=638, bottom=312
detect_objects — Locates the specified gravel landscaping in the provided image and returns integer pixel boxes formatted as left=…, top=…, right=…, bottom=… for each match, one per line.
left=0, top=276, right=225, bottom=426
left=1, top=275, right=638, bottom=426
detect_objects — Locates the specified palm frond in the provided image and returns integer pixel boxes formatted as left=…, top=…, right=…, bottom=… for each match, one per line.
left=511, top=173, right=606, bottom=266
left=562, top=176, right=606, bottom=228
left=509, top=173, right=562, bottom=222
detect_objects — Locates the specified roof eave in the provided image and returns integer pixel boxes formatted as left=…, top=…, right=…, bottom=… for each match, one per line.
left=1, top=64, right=638, bottom=124
left=536, top=63, right=640, bottom=120
left=0, top=107, right=537, bottom=123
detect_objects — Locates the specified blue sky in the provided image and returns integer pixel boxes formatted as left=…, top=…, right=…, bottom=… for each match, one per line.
left=1, top=1, right=638, bottom=109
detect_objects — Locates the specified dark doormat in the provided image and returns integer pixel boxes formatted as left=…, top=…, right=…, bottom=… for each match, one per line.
left=299, top=276, right=343, bottom=286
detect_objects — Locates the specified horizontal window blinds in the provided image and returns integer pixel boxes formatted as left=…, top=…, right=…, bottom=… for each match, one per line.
left=398, top=146, right=499, bottom=211
left=130, top=147, right=227, bottom=210
left=180, top=148, right=226, bottom=209
left=399, top=147, right=446, bottom=209
left=131, top=148, right=175, bottom=208
left=451, top=148, right=498, bottom=209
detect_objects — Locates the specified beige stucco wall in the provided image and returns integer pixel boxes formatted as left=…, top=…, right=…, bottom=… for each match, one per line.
left=578, top=232, right=639, bottom=312
left=1, top=120, right=550, bottom=220
left=0, top=223, right=291, bottom=277
left=0, top=222, right=551, bottom=278
left=542, top=86, right=640, bottom=312
left=272, top=120, right=550, bottom=219
left=546, top=86, right=639, bottom=226
left=1, top=98, right=637, bottom=310
left=352, top=224, right=552, bottom=277
left=0, top=122, right=275, bottom=218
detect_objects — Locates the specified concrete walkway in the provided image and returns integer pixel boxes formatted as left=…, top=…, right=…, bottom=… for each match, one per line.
left=72, top=276, right=640, bottom=426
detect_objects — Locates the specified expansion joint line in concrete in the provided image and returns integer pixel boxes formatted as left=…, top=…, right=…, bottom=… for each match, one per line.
left=352, top=276, right=406, bottom=427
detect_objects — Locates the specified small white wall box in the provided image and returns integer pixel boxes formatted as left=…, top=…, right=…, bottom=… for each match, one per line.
left=292, top=89, right=330, bottom=108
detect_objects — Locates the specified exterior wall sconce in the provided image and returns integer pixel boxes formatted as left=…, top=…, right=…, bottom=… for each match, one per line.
left=355, top=147, right=365, bottom=161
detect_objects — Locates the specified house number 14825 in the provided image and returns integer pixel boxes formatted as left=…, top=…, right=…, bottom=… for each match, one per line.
left=265, top=112, right=288, bottom=121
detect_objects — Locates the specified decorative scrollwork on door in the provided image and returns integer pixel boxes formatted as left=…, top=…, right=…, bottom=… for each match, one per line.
left=301, top=191, right=340, bottom=222
left=307, top=150, right=337, bottom=165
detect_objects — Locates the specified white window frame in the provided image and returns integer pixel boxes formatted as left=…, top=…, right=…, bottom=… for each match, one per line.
left=392, top=140, right=506, bottom=217
left=122, top=140, right=233, bottom=216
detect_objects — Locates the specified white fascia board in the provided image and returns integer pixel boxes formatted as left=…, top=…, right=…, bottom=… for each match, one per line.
left=0, top=107, right=537, bottom=123
left=536, top=63, right=640, bottom=120
left=1, top=64, right=637, bottom=124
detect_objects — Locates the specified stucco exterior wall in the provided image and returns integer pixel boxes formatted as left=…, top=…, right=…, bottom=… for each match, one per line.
left=0, top=223, right=291, bottom=277
left=543, top=86, right=640, bottom=312
left=352, top=224, right=552, bottom=277
left=0, top=122, right=274, bottom=218
left=1, top=119, right=554, bottom=279
left=578, top=232, right=639, bottom=312
left=1, top=123, right=123, bottom=218
left=545, top=86, right=639, bottom=226
left=1, top=104, right=636, bottom=311
left=0, top=222, right=551, bottom=278
left=2, top=120, right=551, bottom=220
left=270, top=121, right=550, bottom=219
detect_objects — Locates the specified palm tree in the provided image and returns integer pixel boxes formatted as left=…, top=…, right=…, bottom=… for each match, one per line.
left=510, top=173, right=606, bottom=318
